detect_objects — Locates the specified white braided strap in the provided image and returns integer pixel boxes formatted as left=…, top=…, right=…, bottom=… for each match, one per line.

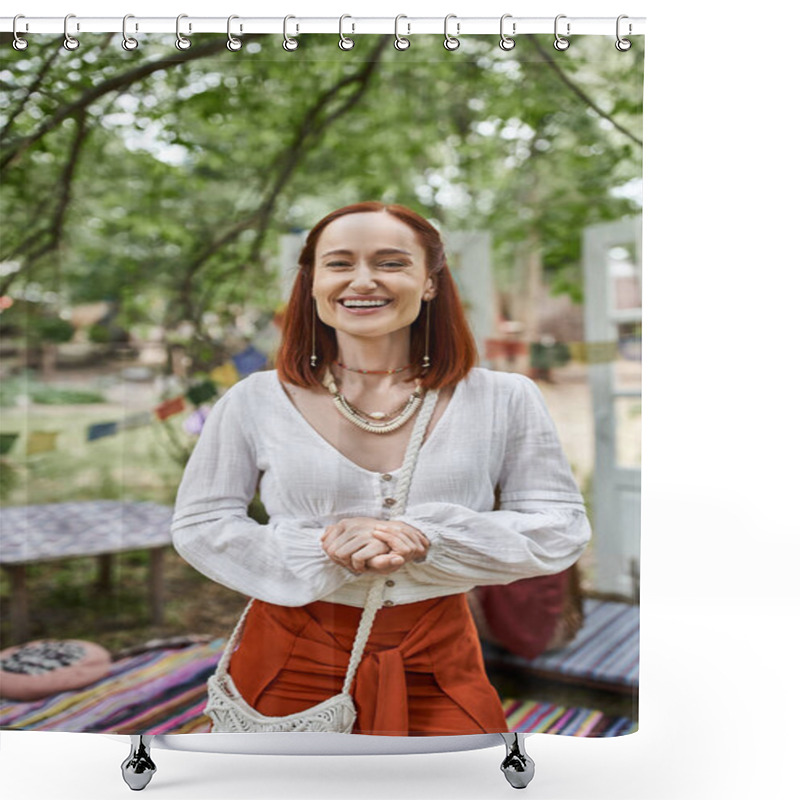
left=214, top=597, right=256, bottom=677
left=340, top=386, right=439, bottom=696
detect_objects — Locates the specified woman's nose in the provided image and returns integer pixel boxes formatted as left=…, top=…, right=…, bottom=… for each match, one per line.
left=349, top=263, right=377, bottom=289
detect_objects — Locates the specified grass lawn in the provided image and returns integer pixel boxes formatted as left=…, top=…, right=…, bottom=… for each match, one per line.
left=1, top=402, right=187, bottom=506
left=0, top=548, right=247, bottom=654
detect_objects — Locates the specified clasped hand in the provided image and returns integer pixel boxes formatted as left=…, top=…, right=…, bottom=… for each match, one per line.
left=321, top=517, right=429, bottom=575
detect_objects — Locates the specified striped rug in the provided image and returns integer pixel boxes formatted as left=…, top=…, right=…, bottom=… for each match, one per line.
left=503, top=698, right=636, bottom=737
left=0, top=640, right=220, bottom=734
left=1, top=637, right=634, bottom=736
left=483, top=599, right=639, bottom=690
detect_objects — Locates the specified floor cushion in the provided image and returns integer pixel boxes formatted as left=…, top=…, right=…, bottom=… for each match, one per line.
left=0, top=639, right=112, bottom=701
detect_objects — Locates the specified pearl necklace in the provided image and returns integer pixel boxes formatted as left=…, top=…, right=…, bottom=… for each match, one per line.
left=321, top=367, right=425, bottom=434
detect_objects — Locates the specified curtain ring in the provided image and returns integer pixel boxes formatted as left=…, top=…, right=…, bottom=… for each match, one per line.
left=615, top=15, right=632, bottom=51
left=339, top=15, right=355, bottom=50
left=12, top=15, right=29, bottom=51
left=283, top=15, right=299, bottom=51
left=63, top=13, right=80, bottom=51
left=554, top=14, right=570, bottom=51
left=176, top=13, right=192, bottom=50
left=394, top=15, right=410, bottom=51
left=227, top=15, right=243, bottom=51
left=443, top=14, right=460, bottom=51
left=499, top=14, right=515, bottom=51
left=121, top=14, right=139, bottom=51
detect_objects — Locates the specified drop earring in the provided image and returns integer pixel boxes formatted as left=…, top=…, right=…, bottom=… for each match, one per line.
left=422, top=298, right=431, bottom=370
left=310, top=298, right=318, bottom=368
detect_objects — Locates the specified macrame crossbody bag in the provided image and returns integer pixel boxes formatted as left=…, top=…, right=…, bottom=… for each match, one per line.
left=205, top=385, right=440, bottom=734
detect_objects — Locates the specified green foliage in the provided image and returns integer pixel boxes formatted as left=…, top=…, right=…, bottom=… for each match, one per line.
left=28, top=385, right=106, bottom=404
left=0, top=460, right=20, bottom=501
left=530, top=341, right=572, bottom=369
left=0, top=371, right=106, bottom=408
left=0, top=373, right=106, bottom=405
left=1, top=34, right=643, bottom=353
left=87, top=323, right=111, bottom=343
left=33, top=316, right=75, bottom=343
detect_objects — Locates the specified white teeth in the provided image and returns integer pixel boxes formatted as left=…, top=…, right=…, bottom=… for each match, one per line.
left=341, top=300, right=390, bottom=307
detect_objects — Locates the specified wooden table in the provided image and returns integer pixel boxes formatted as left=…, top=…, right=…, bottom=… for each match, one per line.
left=1, top=501, right=174, bottom=643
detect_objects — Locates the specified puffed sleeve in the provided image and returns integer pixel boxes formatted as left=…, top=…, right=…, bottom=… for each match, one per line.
left=395, top=373, right=591, bottom=588
left=170, top=380, right=360, bottom=606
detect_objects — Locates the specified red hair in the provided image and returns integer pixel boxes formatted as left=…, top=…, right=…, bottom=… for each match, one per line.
left=275, top=202, right=478, bottom=390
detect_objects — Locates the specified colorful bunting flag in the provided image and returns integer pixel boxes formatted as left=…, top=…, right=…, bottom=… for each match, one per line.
left=209, top=361, right=238, bottom=388
left=183, top=405, right=211, bottom=436
left=232, top=344, right=267, bottom=377
left=118, top=411, right=155, bottom=430
left=26, top=431, right=59, bottom=455
left=87, top=421, right=118, bottom=442
left=186, top=379, right=218, bottom=406
left=154, top=396, right=186, bottom=421
left=0, top=432, right=20, bottom=455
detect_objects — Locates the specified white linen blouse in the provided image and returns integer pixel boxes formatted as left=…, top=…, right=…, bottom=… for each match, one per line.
left=171, top=367, right=591, bottom=609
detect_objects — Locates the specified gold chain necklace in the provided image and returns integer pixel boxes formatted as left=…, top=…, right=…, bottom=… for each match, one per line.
left=321, top=367, right=424, bottom=434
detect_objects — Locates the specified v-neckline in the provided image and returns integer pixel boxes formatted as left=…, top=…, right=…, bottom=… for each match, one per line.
left=272, top=371, right=465, bottom=477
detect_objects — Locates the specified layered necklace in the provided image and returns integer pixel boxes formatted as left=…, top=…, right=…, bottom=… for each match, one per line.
left=321, top=365, right=425, bottom=434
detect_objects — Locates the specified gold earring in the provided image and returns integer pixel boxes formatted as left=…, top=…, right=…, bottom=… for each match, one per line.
left=422, top=298, right=431, bottom=369
left=310, top=298, right=317, bottom=367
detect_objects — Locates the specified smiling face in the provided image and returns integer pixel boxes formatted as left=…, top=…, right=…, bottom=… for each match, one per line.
left=311, top=211, right=436, bottom=343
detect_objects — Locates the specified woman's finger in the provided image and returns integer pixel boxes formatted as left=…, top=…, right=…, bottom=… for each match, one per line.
left=334, top=534, right=390, bottom=561
left=371, top=530, right=414, bottom=556
left=364, top=553, right=406, bottom=574
left=372, top=529, right=427, bottom=558
left=374, top=523, right=429, bottom=548
left=350, top=540, right=393, bottom=572
left=321, top=522, right=343, bottom=544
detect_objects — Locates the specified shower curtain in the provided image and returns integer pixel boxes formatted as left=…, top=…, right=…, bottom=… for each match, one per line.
left=0, top=21, right=643, bottom=743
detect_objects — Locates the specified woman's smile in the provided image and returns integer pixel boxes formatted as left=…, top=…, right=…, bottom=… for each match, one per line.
left=337, top=296, right=394, bottom=314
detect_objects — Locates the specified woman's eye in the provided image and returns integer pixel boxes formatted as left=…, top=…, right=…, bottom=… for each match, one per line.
left=325, top=261, right=351, bottom=268
left=379, top=261, right=406, bottom=268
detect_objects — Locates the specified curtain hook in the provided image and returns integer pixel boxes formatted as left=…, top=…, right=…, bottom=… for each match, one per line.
left=283, top=15, right=299, bottom=51
left=122, top=14, right=139, bottom=51
left=227, top=15, right=243, bottom=51
left=176, top=13, right=192, bottom=50
left=63, top=13, right=80, bottom=51
left=443, top=14, right=460, bottom=51
left=394, top=15, right=411, bottom=51
left=499, top=14, right=515, bottom=51
left=12, top=15, right=29, bottom=51
left=339, top=15, right=355, bottom=50
left=554, top=14, right=570, bottom=51
left=615, top=14, right=632, bottom=51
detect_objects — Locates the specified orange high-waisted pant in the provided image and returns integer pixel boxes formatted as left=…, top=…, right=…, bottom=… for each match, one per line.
left=226, top=592, right=508, bottom=736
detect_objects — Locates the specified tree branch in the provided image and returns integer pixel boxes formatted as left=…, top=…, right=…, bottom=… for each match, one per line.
left=530, top=36, right=643, bottom=148
left=245, top=36, right=391, bottom=262
left=1, top=37, right=230, bottom=170
left=179, top=36, right=392, bottom=322
left=0, top=108, right=90, bottom=295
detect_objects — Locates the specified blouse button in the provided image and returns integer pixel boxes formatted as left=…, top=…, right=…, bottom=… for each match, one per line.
left=383, top=600, right=395, bottom=607
left=383, top=497, right=397, bottom=507
left=385, top=580, right=395, bottom=587
left=381, top=473, right=393, bottom=481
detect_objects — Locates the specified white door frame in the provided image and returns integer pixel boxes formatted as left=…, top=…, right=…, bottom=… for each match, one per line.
left=582, top=216, right=642, bottom=599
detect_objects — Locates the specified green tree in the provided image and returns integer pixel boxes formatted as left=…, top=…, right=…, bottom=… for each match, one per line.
left=1, top=33, right=642, bottom=369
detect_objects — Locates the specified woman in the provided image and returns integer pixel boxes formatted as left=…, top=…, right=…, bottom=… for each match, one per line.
left=171, top=202, right=591, bottom=736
